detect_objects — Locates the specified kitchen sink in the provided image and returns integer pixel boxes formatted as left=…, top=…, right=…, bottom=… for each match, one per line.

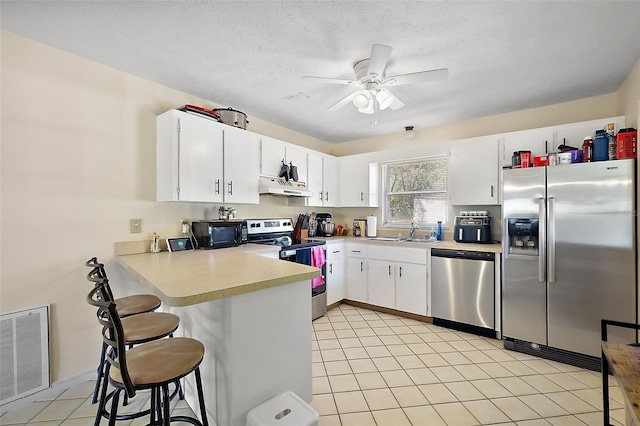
left=400, top=238, right=440, bottom=243
left=367, top=237, right=439, bottom=244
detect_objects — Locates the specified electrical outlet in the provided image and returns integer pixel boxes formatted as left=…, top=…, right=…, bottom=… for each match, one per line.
left=130, top=219, right=142, bottom=233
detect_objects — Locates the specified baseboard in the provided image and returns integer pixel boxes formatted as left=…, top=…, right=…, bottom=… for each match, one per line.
left=340, top=300, right=433, bottom=324
left=0, top=370, right=94, bottom=416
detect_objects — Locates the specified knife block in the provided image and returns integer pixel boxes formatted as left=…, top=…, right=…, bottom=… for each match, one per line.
left=300, top=229, right=308, bottom=239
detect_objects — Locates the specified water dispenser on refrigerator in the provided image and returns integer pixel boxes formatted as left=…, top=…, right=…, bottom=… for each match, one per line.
left=506, top=218, right=539, bottom=256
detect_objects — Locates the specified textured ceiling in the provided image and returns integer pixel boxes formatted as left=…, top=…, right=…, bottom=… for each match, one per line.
left=1, top=1, right=639, bottom=143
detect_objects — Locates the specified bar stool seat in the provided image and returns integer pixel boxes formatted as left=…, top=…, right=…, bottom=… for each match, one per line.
left=109, top=338, right=204, bottom=388
left=114, top=294, right=161, bottom=318
left=121, top=312, right=180, bottom=344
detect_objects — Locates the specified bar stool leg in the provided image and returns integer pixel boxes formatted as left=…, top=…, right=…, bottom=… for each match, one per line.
left=108, top=389, right=121, bottom=426
left=162, top=384, right=171, bottom=426
left=92, top=342, right=107, bottom=404
left=195, top=367, right=209, bottom=426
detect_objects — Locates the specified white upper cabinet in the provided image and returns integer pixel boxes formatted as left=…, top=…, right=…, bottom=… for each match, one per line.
left=223, top=125, right=260, bottom=204
left=284, top=143, right=308, bottom=184
left=305, top=153, right=339, bottom=207
left=260, top=137, right=309, bottom=184
left=338, top=156, right=379, bottom=207
left=322, top=155, right=339, bottom=207
left=448, top=138, right=499, bottom=205
left=157, top=110, right=224, bottom=202
left=500, top=130, right=554, bottom=169
left=156, top=109, right=259, bottom=204
left=260, top=136, right=287, bottom=177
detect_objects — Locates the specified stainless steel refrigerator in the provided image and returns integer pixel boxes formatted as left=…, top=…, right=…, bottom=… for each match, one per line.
left=502, top=159, right=636, bottom=367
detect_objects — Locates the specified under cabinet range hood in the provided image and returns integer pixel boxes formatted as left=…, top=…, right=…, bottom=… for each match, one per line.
left=259, top=176, right=312, bottom=197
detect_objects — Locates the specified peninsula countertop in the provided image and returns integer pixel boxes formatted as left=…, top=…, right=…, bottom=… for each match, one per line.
left=117, top=244, right=321, bottom=307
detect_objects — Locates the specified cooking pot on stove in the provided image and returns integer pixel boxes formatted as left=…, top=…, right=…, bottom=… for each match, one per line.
left=275, top=236, right=292, bottom=247
left=212, top=107, right=249, bottom=129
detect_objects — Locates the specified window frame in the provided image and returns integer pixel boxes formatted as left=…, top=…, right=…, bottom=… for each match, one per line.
left=381, top=155, right=448, bottom=228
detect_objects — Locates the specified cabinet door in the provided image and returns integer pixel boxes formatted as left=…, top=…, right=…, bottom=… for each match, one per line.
left=338, top=155, right=370, bottom=206
left=285, top=143, right=308, bottom=184
left=157, top=110, right=224, bottom=202
left=323, top=155, right=339, bottom=207
left=260, top=136, right=286, bottom=177
left=306, top=152, right=324, bottom=207
left=223, top=127, right=260, bottom=204
left=367, top=260, right=395, bottom=309
left=448, top=138, right=499, bottom=205
left=346, top=257, right=367, bottom=303
left=326, top=243, right=345, bottom=305
left=501, top=130, right=553, bottom=169
left=395, top=262, right=428, bottom=316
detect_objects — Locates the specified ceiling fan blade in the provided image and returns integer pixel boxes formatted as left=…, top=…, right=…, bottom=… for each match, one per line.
left=302, top=76, right=358, bottom=85
left=385, top=68, right=449, bottom=86
left=327, top=91, right=357, bottom=111
left=388, top=95, right=405, bottom=111
left=367, top=44, right=392, bottom=78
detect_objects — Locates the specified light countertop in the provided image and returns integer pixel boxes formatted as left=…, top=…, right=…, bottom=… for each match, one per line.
left=117, top=244, right=320, bottom=307
left=315, top=235, right=503, bottom=253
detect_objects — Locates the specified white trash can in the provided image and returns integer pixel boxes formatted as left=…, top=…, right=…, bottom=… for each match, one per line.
left=246, top=391, right=319, bottom=426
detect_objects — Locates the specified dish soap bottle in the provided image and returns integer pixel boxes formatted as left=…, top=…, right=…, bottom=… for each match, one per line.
left=436, top=221, right=443, bottom=241
left=150, top=232, right=160, bottom=253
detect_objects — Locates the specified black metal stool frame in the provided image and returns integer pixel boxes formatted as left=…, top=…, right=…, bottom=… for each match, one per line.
left=88, top=283, right=208, bottom=426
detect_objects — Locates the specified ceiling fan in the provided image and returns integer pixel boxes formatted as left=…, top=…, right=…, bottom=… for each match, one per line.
left=303, top=44, right=448, bottom=115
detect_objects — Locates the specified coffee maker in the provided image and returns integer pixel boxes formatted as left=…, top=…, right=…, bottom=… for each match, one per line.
left=316, top=213, right=333, bottom=237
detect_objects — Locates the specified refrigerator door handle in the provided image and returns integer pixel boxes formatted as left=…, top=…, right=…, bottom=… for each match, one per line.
left=548, top=196, right=556, bottom=283
left=538, top=197, right=546, bottom=283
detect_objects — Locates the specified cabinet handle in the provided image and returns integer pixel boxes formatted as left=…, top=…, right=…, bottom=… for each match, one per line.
left=319, top=191, right=323, bottom=201
left=360, top=261, right=364, bottom=272
left=490, top=184, right=494, bottom=198
left=399, top=266, right=402, bottom=278
left=352, top=250, right=360, bottom=253
left=388, top=265, right=391, bottom=276
left=360, top=191, right=364, bottom=201
left=228, top=181, right=233, bottom=195
left=329, top=263, right=333, bottom=274
left=332, top=250, right=340, bottom=254
left=215, top=179, right=220, bottom=194
left=325, top=191, right=329, bottom=202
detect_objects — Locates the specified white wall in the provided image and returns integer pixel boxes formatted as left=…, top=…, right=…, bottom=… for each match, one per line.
left=0, top=31, right=332, bottom=384
left=1, top=27, right=639, bottom=388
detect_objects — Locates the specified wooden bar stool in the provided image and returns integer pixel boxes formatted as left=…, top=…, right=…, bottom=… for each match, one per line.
left=87, top=280, right=209, bottom=426
left=85, top=257, right=161, bottom=317
left=85, top=258, right=180, bottom=407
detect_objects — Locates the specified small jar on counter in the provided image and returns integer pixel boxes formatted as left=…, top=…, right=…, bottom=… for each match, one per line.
left=548, top=152, right=558, bottom=166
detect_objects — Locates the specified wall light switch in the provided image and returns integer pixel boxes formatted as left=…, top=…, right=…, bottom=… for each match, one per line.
left=130, top=219, right=142, bottom=233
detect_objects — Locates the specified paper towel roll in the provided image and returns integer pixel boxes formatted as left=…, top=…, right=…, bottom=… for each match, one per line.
left=366, top=216, right=377, bottom=237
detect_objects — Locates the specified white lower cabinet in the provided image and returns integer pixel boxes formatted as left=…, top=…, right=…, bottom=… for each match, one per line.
left=395, top=262, right=428, bottom=316
left=346, top=243, right=367, bottom=303
left=367, top=259, right=395, bottom=309
left=325, top=240, right=345, bottom=305
left=345, top=243, right=428, bottom=316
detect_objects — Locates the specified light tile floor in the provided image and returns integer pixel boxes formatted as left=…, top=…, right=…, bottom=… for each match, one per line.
left=0, top=304, right=628, bottom=425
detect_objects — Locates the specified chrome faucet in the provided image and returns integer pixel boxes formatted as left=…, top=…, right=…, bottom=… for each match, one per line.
left=409, top=222, right=419, bottom=239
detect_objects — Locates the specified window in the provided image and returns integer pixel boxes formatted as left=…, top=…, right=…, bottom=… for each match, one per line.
left=382, top=156, right=447, bottom=227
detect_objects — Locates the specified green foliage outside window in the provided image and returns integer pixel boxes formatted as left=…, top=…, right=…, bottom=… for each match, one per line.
left=383, top=157, right=447, bottom=226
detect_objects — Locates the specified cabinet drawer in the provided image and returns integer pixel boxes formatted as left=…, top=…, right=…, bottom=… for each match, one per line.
left=367, top=245, right=426, bottom=264
left=345, top=243, right=367, bottom=258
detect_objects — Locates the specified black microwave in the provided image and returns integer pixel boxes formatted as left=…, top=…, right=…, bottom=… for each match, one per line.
left=192, top=220, right=248, bottom=249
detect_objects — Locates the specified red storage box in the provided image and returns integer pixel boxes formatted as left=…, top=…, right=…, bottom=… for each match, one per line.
left=617, top=129, right=637, bottom=159
left=533, top=155, right=548, bottom=167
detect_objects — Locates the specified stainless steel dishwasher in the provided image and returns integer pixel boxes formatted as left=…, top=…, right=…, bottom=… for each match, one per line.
left=431, top=249, right=495, bottom=334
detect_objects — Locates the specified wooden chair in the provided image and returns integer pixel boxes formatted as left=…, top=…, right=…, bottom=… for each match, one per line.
left=87, top=278, right=208, bottom=425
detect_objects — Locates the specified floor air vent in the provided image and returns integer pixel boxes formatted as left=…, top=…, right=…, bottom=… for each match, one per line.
left=0, top=305, right=50, bottom=405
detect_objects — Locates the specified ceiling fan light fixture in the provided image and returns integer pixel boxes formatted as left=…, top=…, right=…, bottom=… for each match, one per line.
left=404, top=126, right=416, bottom=139
left=375, top=89, right=394, bottom=110
left=352, top=91, right=370, bottom=109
